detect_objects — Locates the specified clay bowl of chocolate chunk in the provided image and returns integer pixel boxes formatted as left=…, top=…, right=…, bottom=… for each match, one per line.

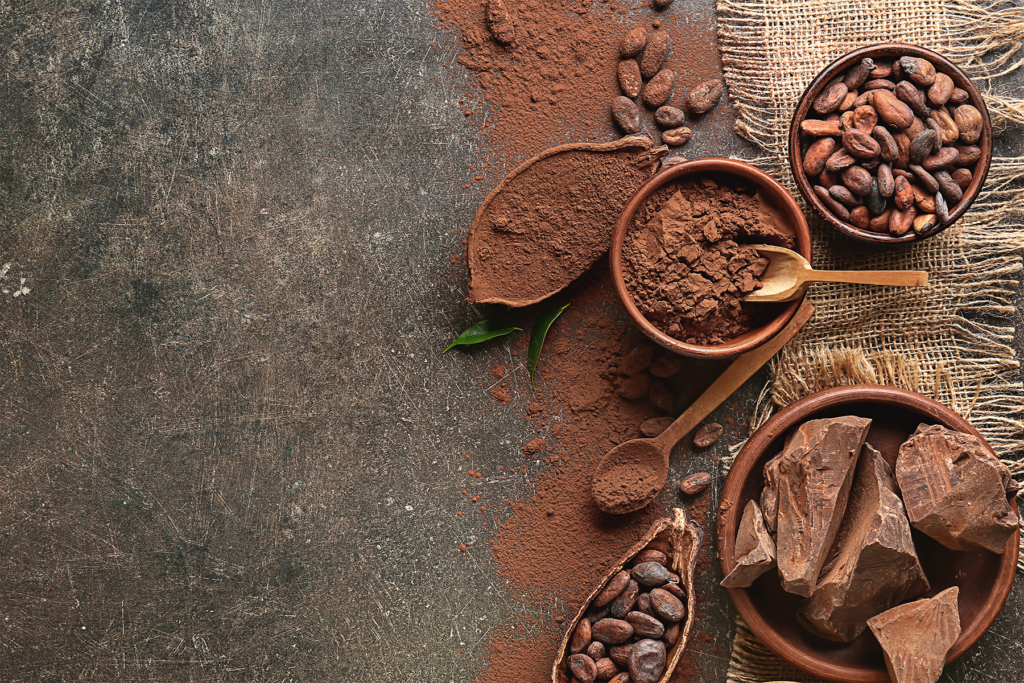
left=790, top=44, right=992, bottom=243
left=716, top=385, right=1019, bottom=682
left=610, top=158, right=811, bottom=360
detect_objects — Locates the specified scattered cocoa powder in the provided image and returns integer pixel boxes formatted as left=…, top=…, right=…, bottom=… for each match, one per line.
left=621, top=179, right=795, bottom=344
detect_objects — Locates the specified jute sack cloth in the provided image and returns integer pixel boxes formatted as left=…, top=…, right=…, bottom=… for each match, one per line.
left=715, top=0, right=1024, bottom=679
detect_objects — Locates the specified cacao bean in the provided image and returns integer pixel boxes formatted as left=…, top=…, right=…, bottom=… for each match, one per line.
left=935, top=191, right=950, bottom=225
left=928, top=72, right=955, bottom=106
left=569, top=654, right=599, bottom=683
left=922, top=147, right=958, bottom=171
left=813, top=81, right=848, bottom=114
left=640, top=416, right=673, bottom=437
left=852, top=91, right=875, bottom=108
left=572, top=619, right=593, bottom=653
left=878, top=163, right=895, bottom=197
left=654, top=106, right=686, bottom=129
left=909, top=130, right=936, bottom=165
left=891, top=58, right=903, bottom=81
left=844, top=58, right=875, bottom=89
left=892, top=168, right=915, bottom=180
left=814, top=185, right=851, bottom=221
left=949, top=88, right=970, bottom=105
left=869, top=208, right=893, bottom=233
left=930, top=107, right=960, bottom=145
left=609, top=673, right=631, bottom=683
left=661, top=581, right=686, bottom=601
left=913, top=213, right=938, bottom=233
left=894, top=175, right=914, bottom=210
left=611, top=97, right=641, bottom=134
left=636, top=549, right=669, bottom=567
left=869, top=61, right=893, bottom=79
left=820, top=169, right=840, bottom=187
left=934, top=170, right=963, bottom=204
left=801, top=118, right=841, bottom=136
left=595, top=657, right=619, bottom=681
left=663, top=622, right=681, bottom=646
left=951, top=167, right=973, bottom=189
left=609, top=644, right=632, bottom=666
left=915, top=187, right=936, bottom=212
left=687, top=79, right=724, bottom=114
left=588, top=604, right=611, bottom=623
left=595, top=571, right=632, bottom=607
left=925, top=118, right=944, bottom=153
left=626, top=611, right=666, bottom=638
left=839, top=91, right=858, bottom=112
left=587, top=641, right=606, bottom=661
left=873, top=126, right=898, bottom=162
left=843, top=128, right=880, bottom=158
left=666, top=572, right=680, bottom=585
left=830, top=184, right=862, bottom=207
left=860, top=157, right=881, bottom=171
left=953, top=143, right=981, bottom=166
left=895, top=80, right=930, bottom=118
left=679, top=472, right=711, bottom=495
left=639, top=31, right=670, bottom=78
left=873, top=90, right=914, bottom=128
left=636, top=592, right=653, bottom=616
left=608, top=579, right=640, bottom=618
left=649, top=351, right=684, bottom=377
left=592, top=618, right=635, bottom=645
left=894, top=132, right=910, bottom=168
left=865, top=178, right=886, bottom=214
left=621, top=26, right=647, bottom=58
left=906, top=116, right=927, bottom=140
left=654, top=0, right=674, bottom=7
left=954, top=104, right=983, bottom=144
left=662, top=126, right=691, bottom=147
left=629, top=639, right=667, bottom=683
left=618, top=60, right=642, bottom=98
left=648, top=379, right=673, bottom=412
left=890, top=206, right=916, bottom=235
left=852, top=105, right=878, bottom=132
left=650, top=588, right=686, bottom=622
left=909, top=164, right=939, bottom=193
left=841, top=165, right=873, bottom=195
left=642, top=69, right=676, bottom=108
left=825, top=148, right=856, bottom=172
left=693, top=422, right=723, bottom=447
left=840, top=110, right=856, bottom=131
left=850, top=205, right=870, bottom=229
left=863, top=79, right=896, bottom=91
left=899, top=56, right=936, bottom=87
left=632, top=562, right=670, bottom=587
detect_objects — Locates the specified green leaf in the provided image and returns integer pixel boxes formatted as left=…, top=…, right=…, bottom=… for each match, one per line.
left=444, top=320, right=520, bottom=352
left=528, top=302, right=570, bottom=388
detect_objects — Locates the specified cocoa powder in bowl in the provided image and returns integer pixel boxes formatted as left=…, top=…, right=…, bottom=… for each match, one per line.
left=610, top=159, right=812, bottom=359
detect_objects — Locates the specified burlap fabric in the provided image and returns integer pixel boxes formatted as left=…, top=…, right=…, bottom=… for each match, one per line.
left=714, top=0, right=1024, bottom=679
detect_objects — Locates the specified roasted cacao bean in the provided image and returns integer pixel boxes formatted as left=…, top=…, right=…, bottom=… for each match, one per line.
left=679, top=472, right=711, bottom=495
left=618, top=60, right=642, bottom=98
left=611, top=97, right=641, bottom=134
left=687, top=79, right=724, bottom=114
left=620, top=26, right=647, bottom=58
left=642, top=69, right=676, bottom=107
left=654, top=106, right=686, bottom=129
left=632, top=562, right=670, bottom=587
left=692, top=422, right=723, bottom=447
left=639, top=31, right=670, bottom=79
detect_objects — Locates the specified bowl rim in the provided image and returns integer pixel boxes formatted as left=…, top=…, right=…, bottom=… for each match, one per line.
left=609, top=157, right=812, bottom=360
left=716, top=384, right=1019, bottom=682
left=789, top=43, right=993, bottom=244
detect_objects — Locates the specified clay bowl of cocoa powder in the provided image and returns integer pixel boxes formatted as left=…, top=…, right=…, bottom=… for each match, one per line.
left=717, top=385, right=1019, bottom=682
left=790, top=44, right=992, bottom=244
left=610, top=158, right=812, bottom=359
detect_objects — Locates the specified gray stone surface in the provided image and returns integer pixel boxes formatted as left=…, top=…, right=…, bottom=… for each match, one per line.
left=0, top=1, right=1019, bottom=682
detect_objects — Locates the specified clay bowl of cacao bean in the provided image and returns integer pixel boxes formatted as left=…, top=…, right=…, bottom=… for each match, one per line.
left=790, top=44, right=992, bottom=243
left=717, top=385, right=1019, bottom=682
left=610, top=158, right=812, bottom=360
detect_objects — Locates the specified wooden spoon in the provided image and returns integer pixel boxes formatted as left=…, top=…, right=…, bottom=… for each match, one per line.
left=745, top=245, right=928, bottom=302
left=591, top=300, right=815, bottom=515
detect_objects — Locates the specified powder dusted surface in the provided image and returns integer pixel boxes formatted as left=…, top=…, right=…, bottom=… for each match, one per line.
left=621, top=180, right=793, bottom=345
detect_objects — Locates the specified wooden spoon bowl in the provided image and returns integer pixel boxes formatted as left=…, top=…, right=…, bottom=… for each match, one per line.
left=717, top=385, right=1019, bottom=682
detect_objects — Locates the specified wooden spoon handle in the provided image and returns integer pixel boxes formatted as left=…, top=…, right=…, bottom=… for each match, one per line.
left=805, top=269, right=928, bottom=288
left=653, top=301, right=815, bottom=451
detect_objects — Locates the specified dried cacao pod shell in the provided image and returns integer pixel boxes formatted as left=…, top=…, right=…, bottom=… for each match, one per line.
left=553, top=509, right=701, bottom=683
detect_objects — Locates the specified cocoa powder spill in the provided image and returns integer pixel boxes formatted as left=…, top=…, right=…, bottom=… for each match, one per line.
left=622, top=179, right=795, bottom=344
left=428, top=1, right=733, bottom=681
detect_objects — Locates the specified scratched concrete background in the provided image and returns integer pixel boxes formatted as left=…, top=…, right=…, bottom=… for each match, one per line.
left=1, top=1, right=1021, bottom=681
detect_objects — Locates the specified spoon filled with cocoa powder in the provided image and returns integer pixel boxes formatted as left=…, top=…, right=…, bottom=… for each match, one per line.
left=592, top=300, right=814, bottom=514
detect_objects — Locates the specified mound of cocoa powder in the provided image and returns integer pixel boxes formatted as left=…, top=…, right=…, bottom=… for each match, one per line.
left=621, top=179, right=795, bottom=345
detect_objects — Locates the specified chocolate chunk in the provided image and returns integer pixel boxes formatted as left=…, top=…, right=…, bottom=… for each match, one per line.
left=797, top=445, right=929, bottom=642
left=764, top=416, right=871, bottom=596
left=867, top=587, right=961, bottom=683
left=895, top=424, right=1019, bottom=553
left=720, top=499, right=777, bottom=588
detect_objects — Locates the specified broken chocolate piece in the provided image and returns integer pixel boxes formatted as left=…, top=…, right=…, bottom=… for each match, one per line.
left=797, top=445, right=929, bottom=642
left=896, top=424, right=1019, bottom=553
left=764, top=416, right=871, bottom=596
left=720, top=499, right=777, bottom=588
left=867, top=586, right=961, bottom=683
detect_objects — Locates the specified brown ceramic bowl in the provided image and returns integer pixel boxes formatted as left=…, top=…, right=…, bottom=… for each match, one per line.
left=717, top=385, right=1019, bottom=682
left=790, top=44, right=992, bottom=243
left=610, top=158, right=812, bottom=360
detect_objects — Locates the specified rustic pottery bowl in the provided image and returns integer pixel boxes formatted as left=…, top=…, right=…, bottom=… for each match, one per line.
left=717, top=385, right=1019, bottom=682
left=610, top=158, right=812, bottom=360
left=790, top=44, right=992, bottom=244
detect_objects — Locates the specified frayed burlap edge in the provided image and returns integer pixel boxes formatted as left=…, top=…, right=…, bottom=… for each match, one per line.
left=715, top=0, right=1024, bottom=680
